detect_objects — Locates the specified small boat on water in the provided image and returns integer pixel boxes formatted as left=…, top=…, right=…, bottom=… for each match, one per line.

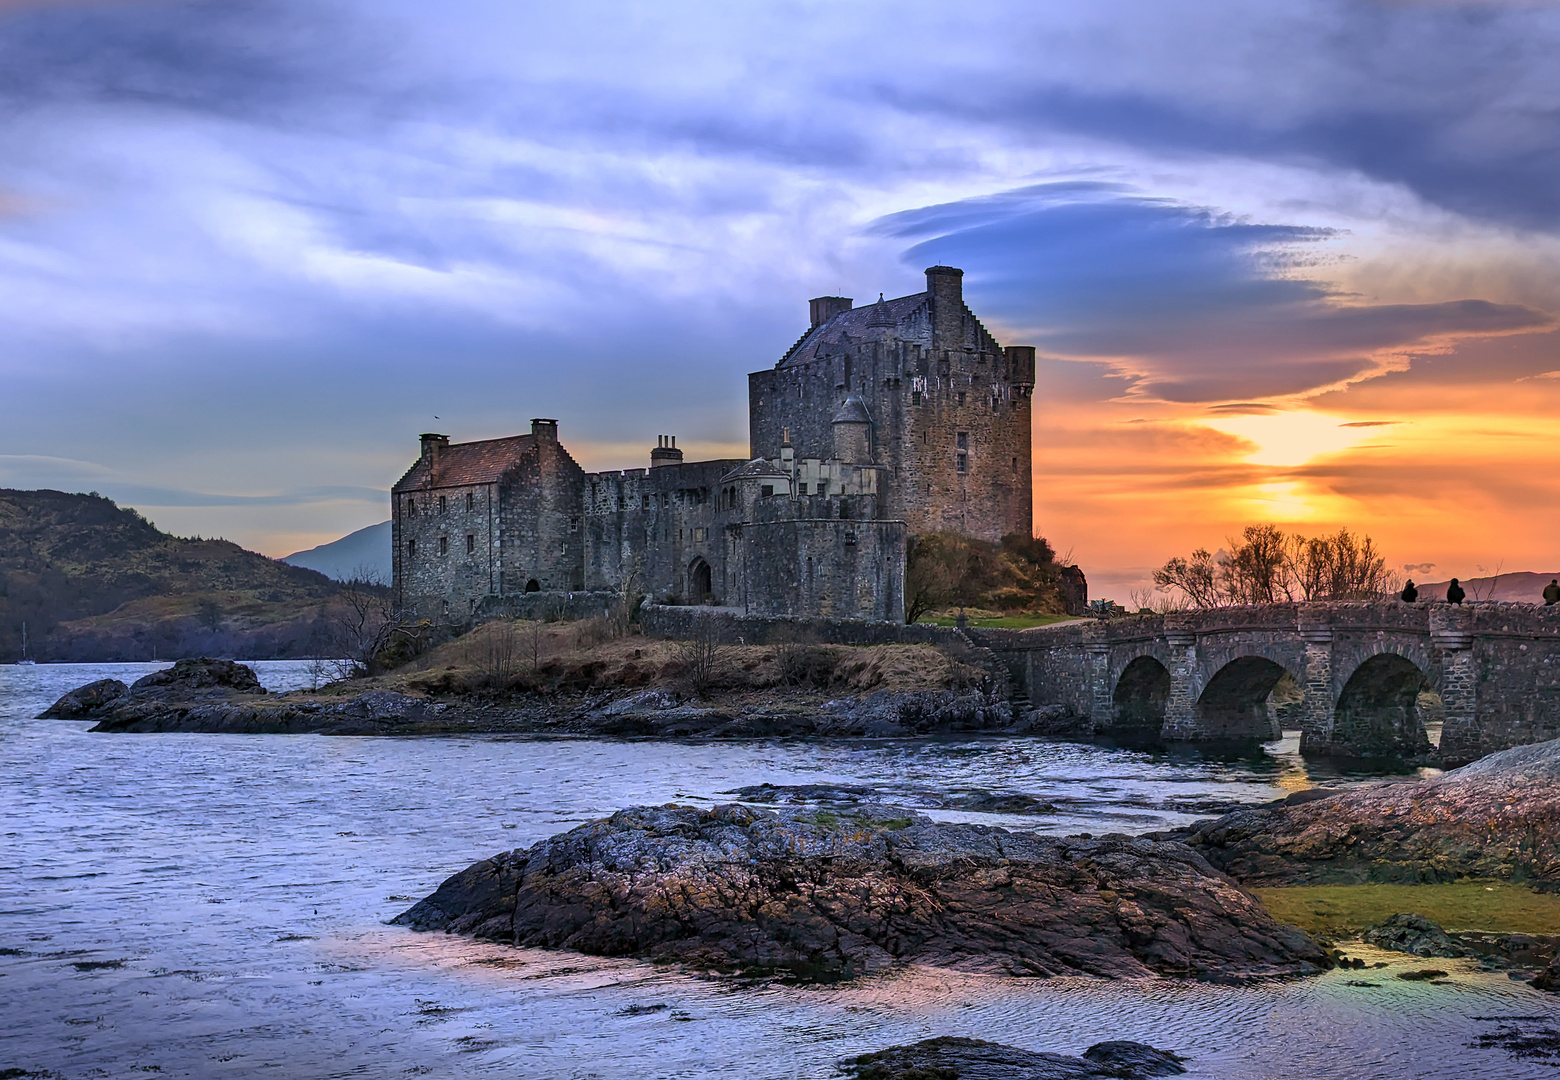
left=17, top=622, right=37, bottom=666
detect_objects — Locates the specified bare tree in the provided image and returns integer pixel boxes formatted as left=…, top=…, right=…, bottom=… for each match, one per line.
left=1152, top=548, right=1222, bottom=608
left=1221, top=524, right=1292, bottom=604
left=478, top=619, right=520, bottom=686
left=677, top=618, right=727, bottom=696
left=330, top=573, right=420, bottom=678
left=1468, top=559, right=1505, bottom=602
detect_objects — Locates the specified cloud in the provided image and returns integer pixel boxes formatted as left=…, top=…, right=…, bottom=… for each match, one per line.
left=880, top=182, right=1552, bottom=402
left=1403, top=562, right=1437, bottom=574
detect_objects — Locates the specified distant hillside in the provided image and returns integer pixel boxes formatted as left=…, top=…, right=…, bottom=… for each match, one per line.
left=283, top=520, right=391, bottom=584
left=1417, top=571, right=1560, bottom=604
left=0, top=488, right=345, bottom=662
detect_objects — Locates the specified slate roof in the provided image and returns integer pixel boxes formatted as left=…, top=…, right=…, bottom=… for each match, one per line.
left=392, top=434, right=534, bottom=492
left=832, top=395, right=873, bottom=424
left=720, top=458, right=790, bottom=483
left=778, top=291, right=929, bottom=367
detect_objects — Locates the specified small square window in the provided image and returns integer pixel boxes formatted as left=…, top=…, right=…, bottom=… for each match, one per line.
left=798, top=483, right=808, bottom=496
left=439, top=535, right=449, bottom=555
left=761, top=484, right=774, bottom=498
left=817, top=482, right=828, bottom=497
left=956, top=453, right=967, bottom=473
left=466, top=534, right=475, bottom=554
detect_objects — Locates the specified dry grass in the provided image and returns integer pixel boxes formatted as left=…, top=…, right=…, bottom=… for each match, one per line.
left=1255, top=882, right=1560, bottom=937
left=381, top=619, right=984, bottom=698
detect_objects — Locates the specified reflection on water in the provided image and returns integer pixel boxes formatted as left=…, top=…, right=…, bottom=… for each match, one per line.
left=1, top=661, right=1555, bottom=1079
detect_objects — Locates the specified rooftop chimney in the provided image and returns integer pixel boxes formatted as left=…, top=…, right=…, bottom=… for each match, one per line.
left=650, top=434, right=684, bottom=468
left=809, top=296, right=853, bottom=328
left=530, top=418, right=558, bottom=441
left=419, top=432, right=449, bottom=468
left=925, top=265, right=964, bottom=353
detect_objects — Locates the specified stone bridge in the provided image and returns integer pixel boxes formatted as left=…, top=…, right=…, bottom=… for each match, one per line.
left=969, top=601, right=1560, bottom=764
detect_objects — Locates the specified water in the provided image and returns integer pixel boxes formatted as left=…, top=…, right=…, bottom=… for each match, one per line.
left=2, top=662, right=1555, bottom=1079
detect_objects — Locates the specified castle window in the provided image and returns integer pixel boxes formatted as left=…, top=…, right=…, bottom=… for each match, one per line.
left=642, top=494, right=650, bottom=509
left=439, top=536, right=449, bottom=555
left=439, top=495, right=447, bottom=514
left=957, top=391, right=966, bottom=407
left=992, top=395, right=1000, bottom=413
left=956, top=431, right=968, bottom=450
left=466, top=534, right=475, bottom=554
left=569, top=516, right=580, bottom=533
left=761, top=484, right=774, bottom=498
left=956, top=453, right=967, bottom=473
left=1012, top=456, right=1018, bottom=472
left=679, top=528, right=684, bottom=542
left=912, top=391, right=922, bottom=405
left=798, top=483, right=808, bottom=496
left=466, top=492, right=474, bottom=511
left=817, top=482, right=828, bottom=497
left=407, top=497, right=417, bottom=516
left=407, top=539, right=416, bottom=558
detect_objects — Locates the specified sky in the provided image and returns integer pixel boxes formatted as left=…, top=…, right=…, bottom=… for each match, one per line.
left=1, top=0, right=1557, bottom=600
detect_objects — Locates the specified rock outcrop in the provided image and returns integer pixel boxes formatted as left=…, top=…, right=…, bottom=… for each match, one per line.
left=1177, top=738, right=1560, bottom=886
left=841, top=1036, right=1186, bottom=1079
left=41, top=677, right=129, bottom=718
left=394, top=804, right=1325, bottom=982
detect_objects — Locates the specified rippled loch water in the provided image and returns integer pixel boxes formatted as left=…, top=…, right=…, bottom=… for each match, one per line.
left=3, top=661, right=1557, bottom=1078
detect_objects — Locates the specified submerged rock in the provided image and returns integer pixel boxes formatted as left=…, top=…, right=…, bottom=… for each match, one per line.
left=1178, top=738, right=1560, bottom=886
left=841, top=1036, right=1186, bottom=1079
left=1532, top=954, right=1560, bottom=992
left=1362, top=913, right=1469, bottom=959
left=394, top=803, right=1325, bottom=982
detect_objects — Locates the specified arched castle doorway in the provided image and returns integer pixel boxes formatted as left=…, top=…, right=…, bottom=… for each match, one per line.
left=688, top=558, right=712, bottom=603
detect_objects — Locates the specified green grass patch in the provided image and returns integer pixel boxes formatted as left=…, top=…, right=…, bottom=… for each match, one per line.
left=1254, top=881, right=1560, bottom=937
left=918, top=613, right=1077, bottom=629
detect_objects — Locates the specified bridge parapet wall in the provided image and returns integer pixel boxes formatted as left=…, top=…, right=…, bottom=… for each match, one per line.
left=974, top=601, right=1560, bottom=761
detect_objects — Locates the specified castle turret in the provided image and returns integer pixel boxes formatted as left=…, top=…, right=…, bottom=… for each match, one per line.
left=650, top=434, right=684, bottom=468
left=831, top=395, right=873, bottom=464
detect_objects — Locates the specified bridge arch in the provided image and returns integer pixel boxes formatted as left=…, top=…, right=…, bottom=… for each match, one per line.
left=1331, top=652, right=1434, bottom=758
left=1194, top=656, right=1294, bottom=739
left=1111, top=655, right=1170, bottom=734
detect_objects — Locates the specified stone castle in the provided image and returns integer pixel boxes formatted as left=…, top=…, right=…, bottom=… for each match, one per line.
left=392, top=266, right=1036, bottom=623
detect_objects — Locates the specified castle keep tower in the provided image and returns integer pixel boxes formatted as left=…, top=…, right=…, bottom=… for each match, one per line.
left=748, top=266, right=1034, bottom=542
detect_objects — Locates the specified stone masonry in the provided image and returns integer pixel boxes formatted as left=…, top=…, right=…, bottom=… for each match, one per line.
left=971, top=601, right=1560, bottom=763
left=391, top=267, right=1033, bottom=625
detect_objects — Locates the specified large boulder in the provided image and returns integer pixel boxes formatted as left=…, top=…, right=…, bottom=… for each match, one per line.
left=1532, top=954, right=1560, bottom=992
left=1179, top=738, right=1560, bottom=886
left=841, top=1036, right=1186, bottom=1080
left=395, top=804, right=1325, bottom=982
left=42, top=678, right=128, bottom=718
left=128, top=658, right=266, bottom=699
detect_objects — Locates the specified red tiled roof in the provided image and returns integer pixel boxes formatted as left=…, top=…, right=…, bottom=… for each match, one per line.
left=392, top=435, right=534, bottom=492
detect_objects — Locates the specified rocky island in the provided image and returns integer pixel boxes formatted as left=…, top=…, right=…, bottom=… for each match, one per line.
left=41, top=634, right=1025, bottom=737
left=1176, top=737, right=1560, bottom=886
left=392, top=802, right=1326, bottom=981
